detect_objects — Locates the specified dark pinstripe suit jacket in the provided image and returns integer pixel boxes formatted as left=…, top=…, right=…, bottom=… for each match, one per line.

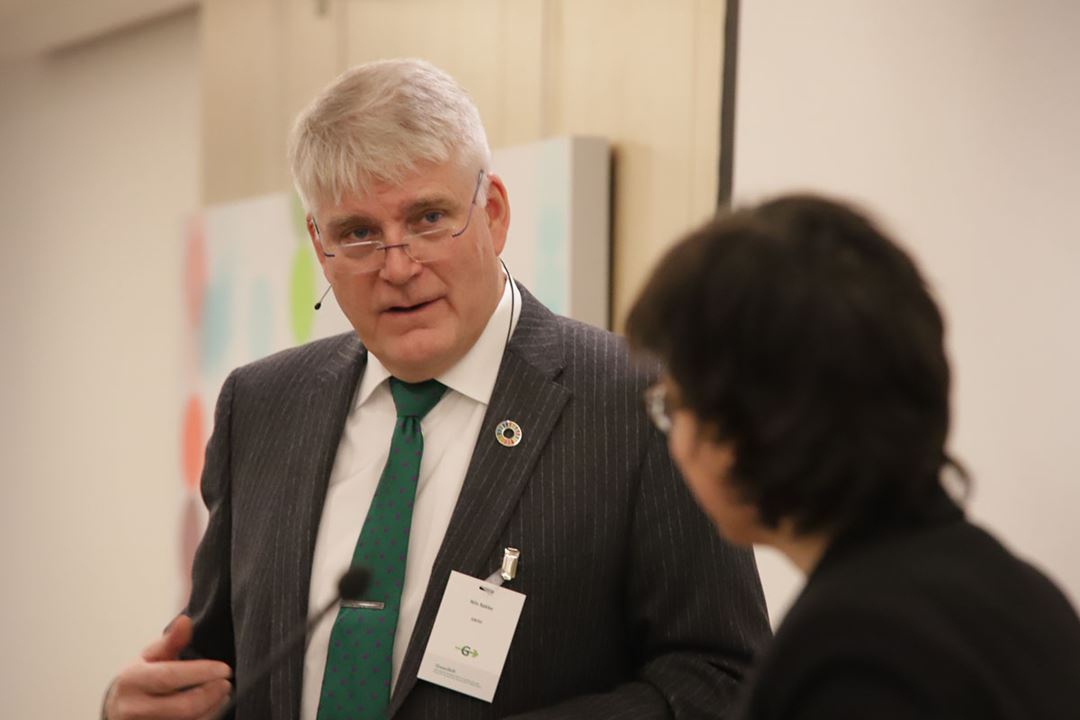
left=186, top=286, right=770, bottom=719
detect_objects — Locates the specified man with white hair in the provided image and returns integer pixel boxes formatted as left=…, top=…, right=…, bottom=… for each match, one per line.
left=105, top=59, right=769, bottom=720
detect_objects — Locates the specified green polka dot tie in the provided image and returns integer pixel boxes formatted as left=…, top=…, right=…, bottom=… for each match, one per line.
left=316, top=378, right=446, bottom=720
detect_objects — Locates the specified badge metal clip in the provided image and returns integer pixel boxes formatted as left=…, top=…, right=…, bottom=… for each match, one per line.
left=484, top=547, right=521, bottom=587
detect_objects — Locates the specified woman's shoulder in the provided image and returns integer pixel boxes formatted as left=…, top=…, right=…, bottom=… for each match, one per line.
left=749, top=519, right=1080, bottom=718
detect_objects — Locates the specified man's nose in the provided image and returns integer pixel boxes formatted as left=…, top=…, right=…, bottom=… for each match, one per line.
left=378, top=242, right=422, bottom=283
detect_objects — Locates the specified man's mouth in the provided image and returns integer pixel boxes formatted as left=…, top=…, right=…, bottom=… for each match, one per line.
left=385, top=298, right=438, bottom=315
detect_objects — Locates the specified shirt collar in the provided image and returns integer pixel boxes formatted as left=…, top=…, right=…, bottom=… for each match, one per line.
left=355, top=270, right=522, bottom=409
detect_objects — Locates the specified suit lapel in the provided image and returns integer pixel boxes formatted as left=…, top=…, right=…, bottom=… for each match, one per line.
left=389, top=288, right=569, bottom=715
left=268, top=333, right=367, bottom=720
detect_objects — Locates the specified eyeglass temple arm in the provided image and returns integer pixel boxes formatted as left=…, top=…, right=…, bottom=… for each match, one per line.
left=309, top=216, right=336, bottom=258
left=451, top=169, right=487, bottom=239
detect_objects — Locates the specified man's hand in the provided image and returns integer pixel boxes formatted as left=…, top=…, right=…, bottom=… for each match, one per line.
left=105, top=615, right=233, bottom=720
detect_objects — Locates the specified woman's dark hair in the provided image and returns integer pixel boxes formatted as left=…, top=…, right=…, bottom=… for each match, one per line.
left=626, top=194, right=960, bottom=536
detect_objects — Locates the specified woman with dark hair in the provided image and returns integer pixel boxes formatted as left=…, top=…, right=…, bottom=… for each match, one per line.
left=626, top=194, right=1080, bottom=719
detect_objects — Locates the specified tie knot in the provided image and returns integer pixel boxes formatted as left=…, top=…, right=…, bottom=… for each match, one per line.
left=389, top=378, right=446, bottom=419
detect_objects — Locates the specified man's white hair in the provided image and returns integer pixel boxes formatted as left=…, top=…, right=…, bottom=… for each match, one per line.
left=288, top=58, right=492, bottom=211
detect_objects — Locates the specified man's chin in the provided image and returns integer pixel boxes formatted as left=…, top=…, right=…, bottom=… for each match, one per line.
left=375, top=333, right=457, bottom=382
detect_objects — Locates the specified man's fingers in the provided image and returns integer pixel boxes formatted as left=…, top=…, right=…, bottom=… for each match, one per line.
left=111, top=678, right=232, bottom=720
left=120, top=659, right=232, bottom=696
left=107, top=622, right=231, bottom=720
left=143, top=615, right=194, bottom=662
left=152, top=679, right=232, bottom=720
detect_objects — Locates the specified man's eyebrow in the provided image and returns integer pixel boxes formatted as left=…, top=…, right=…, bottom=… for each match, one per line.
left=403, top=194, right=462, bottom=216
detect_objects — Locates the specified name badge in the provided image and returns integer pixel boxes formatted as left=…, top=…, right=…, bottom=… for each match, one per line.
left=417, top=570, right=526, bottom=702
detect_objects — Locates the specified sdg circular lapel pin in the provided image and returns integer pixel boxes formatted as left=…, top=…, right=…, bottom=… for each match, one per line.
left=495, top=420, right=522, bottom=447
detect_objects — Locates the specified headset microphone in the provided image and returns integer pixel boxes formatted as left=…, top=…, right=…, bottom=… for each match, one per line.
left=314, top=285, right=332, bottom=311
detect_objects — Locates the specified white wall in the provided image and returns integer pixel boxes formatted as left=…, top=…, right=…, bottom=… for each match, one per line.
left=735, top=0, right=1080, bottom=624
left=0, top=10, right=199, bottom=717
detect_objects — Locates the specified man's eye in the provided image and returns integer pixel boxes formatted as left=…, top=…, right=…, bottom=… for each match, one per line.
left=347, top=227, right=375, bottom=243
left=421, top=210, right=445, bottom=225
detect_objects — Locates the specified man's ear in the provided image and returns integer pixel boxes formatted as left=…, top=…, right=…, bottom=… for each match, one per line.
left=483, top=173, right=510, bottom=256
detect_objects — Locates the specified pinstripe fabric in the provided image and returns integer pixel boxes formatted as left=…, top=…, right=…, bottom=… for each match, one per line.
left=186, top=286, right=771, bottom=720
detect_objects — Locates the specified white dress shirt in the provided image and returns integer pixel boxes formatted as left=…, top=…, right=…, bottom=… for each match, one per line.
left=301, top=274, right=522, bottom=720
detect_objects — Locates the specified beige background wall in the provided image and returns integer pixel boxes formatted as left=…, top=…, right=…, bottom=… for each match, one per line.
left=201, top=0, right=726, bottom=328
left=0, top=9, right=199, bottom=717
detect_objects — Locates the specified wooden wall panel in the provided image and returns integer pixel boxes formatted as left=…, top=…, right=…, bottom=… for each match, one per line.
left=201, top=0, right=284, bottom=203
left=342, top=0, right=545, bottom=150
left=201, top=0, right=344, bottom=204
left=280, top=0, right=347, bottom=147
left=548, top=0, right=723, bottom=327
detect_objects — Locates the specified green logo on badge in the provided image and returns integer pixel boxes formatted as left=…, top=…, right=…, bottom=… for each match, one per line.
left=455, top=645, right=480, bottom=658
